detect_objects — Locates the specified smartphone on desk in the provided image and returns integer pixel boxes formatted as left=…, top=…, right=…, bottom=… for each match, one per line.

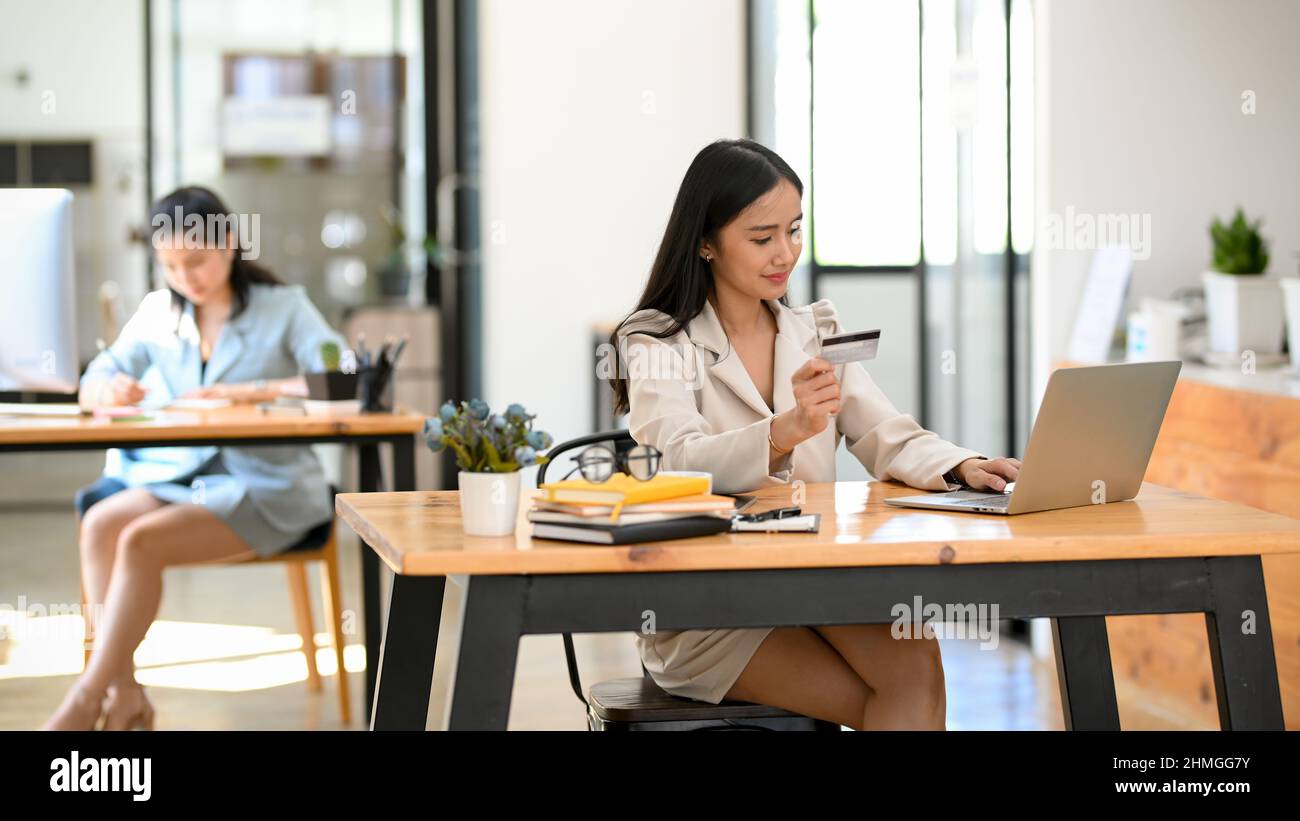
left=726, top=494, right=758, bottom=514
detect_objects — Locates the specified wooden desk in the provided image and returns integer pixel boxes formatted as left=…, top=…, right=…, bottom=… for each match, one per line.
left=0, top=403, right=427, bottom=718
left=336, top=481, right=1300, bottom=731
left=1121, top=363, right=1300, bottom=727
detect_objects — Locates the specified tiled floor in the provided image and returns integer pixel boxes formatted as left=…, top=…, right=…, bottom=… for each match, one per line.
left=1, top=504, right=1188, bottom=731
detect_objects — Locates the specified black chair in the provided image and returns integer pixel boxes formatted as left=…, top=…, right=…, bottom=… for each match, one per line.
left=538, top=431, right=840, bottom=731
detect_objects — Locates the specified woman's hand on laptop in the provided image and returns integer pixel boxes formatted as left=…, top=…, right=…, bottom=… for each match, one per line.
left=954, top=457, right=1021, bottom=491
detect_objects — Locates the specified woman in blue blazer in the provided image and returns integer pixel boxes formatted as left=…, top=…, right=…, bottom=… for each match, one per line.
left=44, top=187, right=345, bottom=730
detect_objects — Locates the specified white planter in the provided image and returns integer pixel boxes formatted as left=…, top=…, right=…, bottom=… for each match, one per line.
left=1283, top=278, right=1300, bottom=371
left=1201, top=270, right=1285, bottom=356
left=457, top=470, right=522, bottom=536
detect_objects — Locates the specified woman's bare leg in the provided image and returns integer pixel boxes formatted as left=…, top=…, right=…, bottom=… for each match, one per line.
left=723, top=627, right=872, bottom=730
left=812, top=624, right=947, bottom=730
left=81, top=503, right=255, bottom=692
left=45, top=503, right=255, bottom=729
left=78, top=489, right=165, bottom=687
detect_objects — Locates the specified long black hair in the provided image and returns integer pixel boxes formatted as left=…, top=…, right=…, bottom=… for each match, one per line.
left=149, top=186, right=282, bottom=322
left=610, top=138, right=803, bottom=415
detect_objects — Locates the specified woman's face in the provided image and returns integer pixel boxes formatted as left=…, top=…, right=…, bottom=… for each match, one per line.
left=155, top=243, right=234, bottom=307
left=702, top=178, right=803, bottom=302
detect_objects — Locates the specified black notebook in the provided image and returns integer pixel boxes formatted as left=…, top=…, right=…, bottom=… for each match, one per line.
left=531, top=515, right=733, bottom=545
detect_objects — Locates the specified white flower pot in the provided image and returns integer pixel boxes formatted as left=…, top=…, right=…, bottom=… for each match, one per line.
left=457, top=470, right=521, bottom=536
left=1282, top=278, right=1300, bottom=371
left=1201, top=270, right=1285, bottom=356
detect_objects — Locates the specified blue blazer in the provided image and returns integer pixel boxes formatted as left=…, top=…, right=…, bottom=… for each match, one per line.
left=81, top=283, right=345, bottom=534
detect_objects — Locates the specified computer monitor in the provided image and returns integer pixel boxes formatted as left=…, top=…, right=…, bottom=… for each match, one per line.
left=0, top=188, right=79, bottom=393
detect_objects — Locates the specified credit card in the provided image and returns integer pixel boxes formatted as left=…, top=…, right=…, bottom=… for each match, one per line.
left=820, top=329, right=881, bottom=364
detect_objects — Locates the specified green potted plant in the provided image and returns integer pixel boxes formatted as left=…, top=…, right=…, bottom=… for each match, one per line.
left=305, top=341, right=360, bottom=401
left=1201, top=208, right=1284, bottom=358
left=377, top=203, right=441, bottom=300
left=423, top=399, right=552, bottom=536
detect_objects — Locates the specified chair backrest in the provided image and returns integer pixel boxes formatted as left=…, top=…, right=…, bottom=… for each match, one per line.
left=536, top=430, right=634, bottom=485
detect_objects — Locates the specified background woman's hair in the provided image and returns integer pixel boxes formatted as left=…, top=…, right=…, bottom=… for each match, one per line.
left=609, top=138, right=803, bottom=416
left=149, top=185, right=282, bottom=322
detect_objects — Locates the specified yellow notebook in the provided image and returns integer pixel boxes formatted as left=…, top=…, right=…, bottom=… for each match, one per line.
left=539, top=473, right=711, bottom=519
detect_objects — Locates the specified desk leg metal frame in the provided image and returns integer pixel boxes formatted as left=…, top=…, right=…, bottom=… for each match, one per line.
left=1052, top=617, right=1121, bottom=730
left=370, top=555, right=1284, bottom=731
left=1204, top=556, right=1284, bottom=730
left=370, top=575, right=445, bottom=730
left=360, top=436, right=418, bottom=726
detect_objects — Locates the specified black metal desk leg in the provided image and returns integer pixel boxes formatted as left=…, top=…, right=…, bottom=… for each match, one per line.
left=371, top=574, right=446, bottom=730
left=359, top=443, right=384, bottom=721
left=1052, top=616, right=1122, bottom=730
left=1204, top=556, right=1285, bottom=730
left=447, top=576, right=528, bottom=730
left=392, top=435, right=416, bottom=492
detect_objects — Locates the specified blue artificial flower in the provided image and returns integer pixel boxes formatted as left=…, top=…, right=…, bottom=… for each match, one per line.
left=526, top=429, right=552, bottom=450
left=439, top=402, right=457, bottom=422
left=489, top=413, right=507, bottom=430
left=422, top=417, right=445, bottom=452
left=468, top=398, right=490, bottom=420
left=514, top=446, right=537, bottom=466
left=505, top=403, right=528, bottom=423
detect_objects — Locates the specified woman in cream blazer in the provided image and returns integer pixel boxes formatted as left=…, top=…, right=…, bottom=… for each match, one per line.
left=612, top=140, right=1021, bottom=730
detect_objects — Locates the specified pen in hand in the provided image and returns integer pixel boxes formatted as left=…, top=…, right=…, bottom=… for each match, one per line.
left=95, top=338, right=130, bottom=375
left=94, top=338, right=148, bottom=406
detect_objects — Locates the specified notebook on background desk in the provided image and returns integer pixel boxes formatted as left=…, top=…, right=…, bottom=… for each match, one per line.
left=0, top=402, right=83, bottom=417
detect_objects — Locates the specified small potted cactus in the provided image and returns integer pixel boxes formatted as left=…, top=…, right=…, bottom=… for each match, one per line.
left=1201, top=208, right=1284, bottom=358
left=305, top=341, right=360, bottom=400
left=423, top=399, right=552, bottom=536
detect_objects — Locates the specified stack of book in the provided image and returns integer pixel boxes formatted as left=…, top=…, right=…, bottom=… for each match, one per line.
left=529, top=473, right=736, bottom=544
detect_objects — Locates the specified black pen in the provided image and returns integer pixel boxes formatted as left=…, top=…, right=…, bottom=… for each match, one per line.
left=739, top=506, right=802, bottom=522
left=388, top=336, right=408, bottom=367
left=356, top=333, right=370, bottom=369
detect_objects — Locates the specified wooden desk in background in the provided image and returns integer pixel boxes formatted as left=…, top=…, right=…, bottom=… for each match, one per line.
left=0, top=403, right=427, bottom=720
left=337, top=481, right=1300, bottom=731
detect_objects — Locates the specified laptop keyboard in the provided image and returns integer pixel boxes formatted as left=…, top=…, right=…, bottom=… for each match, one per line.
left=949, top=495, right=1011, bottom=509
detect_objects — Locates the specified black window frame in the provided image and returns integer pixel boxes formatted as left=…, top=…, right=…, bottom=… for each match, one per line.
left=747, top=0, right=1029, bottom=453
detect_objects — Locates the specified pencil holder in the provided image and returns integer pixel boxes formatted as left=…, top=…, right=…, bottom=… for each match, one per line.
left=358, top=364, right=395, bottom=412
left=304, top=370, right=359, bottom=401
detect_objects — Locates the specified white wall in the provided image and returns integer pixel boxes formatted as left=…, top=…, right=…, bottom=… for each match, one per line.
left=0, top=0, right=148, bottom=349
left=1028, top=0, right=1300, bottom=658
left=1031, top=0, right=1300, bottom=398
left=478, top=0, right=747, bottom=464
left=0, top=1, right=148, bottom=501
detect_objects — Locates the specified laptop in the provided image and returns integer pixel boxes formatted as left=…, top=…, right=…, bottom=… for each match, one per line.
left=884, top=361, right=1182, bottom=515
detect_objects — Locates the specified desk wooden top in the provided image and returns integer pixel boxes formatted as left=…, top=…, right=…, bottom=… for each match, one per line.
left=0, top=403, right=426, bottom=446
left=336, top=481, right=1300, bottom=576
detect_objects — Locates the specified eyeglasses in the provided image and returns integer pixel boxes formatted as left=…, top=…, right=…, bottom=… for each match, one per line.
left=561, top=443, right=662, bottom=483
